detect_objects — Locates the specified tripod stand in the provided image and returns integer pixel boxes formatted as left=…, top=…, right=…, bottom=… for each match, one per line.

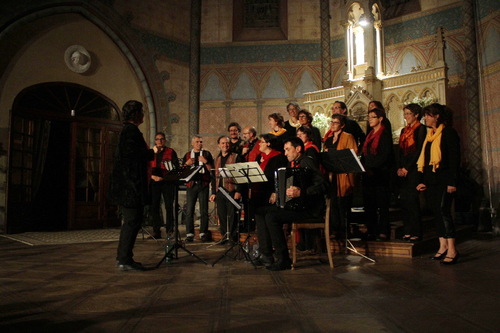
left=212, top=187, right=256, bottom=266
left=156, top=167, right=208, bottom=268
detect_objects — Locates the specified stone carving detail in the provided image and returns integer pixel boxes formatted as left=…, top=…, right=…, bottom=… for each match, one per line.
left=64, top=45, right=91, bottom=74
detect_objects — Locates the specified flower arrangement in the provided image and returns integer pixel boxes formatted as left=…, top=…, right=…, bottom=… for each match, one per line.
left=312, top=112, right=331, bottom=136
left=408, top=96, right=436, bottom=107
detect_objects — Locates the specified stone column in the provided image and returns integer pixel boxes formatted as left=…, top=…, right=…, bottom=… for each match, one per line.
left=253, top=99, right=265, bottom=134
left=320, top=0, right=332, bottom=89
left=463, top=0, right=482, bottom=184
left=189, top=0, right=202, bottom=139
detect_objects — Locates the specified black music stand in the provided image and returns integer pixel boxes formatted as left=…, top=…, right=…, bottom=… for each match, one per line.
left=322, top=149, right=375, bottom=263
left=211, top=162, right=267, bottom=267
left=156, top=165, right=208, bottom=268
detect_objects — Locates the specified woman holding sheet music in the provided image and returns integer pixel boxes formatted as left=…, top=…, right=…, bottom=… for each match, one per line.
left=323, top=114, right=358, bottom=237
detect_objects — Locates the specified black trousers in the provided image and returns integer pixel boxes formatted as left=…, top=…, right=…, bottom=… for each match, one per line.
left=399, top=170, right=422, bottom=237
left=216, top=190, right=239, bottom=241
left=363, top=184, right=390, bottom=236
left=255, top=205, right=316, bottom=261
left=185, top=182, right=210, bottom=235
left=116, top=206, right=143, bottom=264
left=425, top=184, right=456, bottom=238
left=150, top=180, right=176, bottom=234
left=330, top=195, right=353, bottom=234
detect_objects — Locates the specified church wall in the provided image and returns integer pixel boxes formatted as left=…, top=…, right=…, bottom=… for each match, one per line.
left=0, top=13, right=149, bottom=230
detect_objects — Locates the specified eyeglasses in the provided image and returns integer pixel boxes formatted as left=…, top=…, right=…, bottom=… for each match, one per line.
left=330, top=121, right=341, bottom=125
left=298, top=115, right=307, bottom=118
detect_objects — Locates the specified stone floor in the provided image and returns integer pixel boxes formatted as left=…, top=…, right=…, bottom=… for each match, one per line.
left=1, top=231, right=499, bottom=333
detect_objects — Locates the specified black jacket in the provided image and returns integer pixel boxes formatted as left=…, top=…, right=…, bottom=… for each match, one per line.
left=420, top=126, right=460, bottom=187
left=109, top=122, right=154, bottom=208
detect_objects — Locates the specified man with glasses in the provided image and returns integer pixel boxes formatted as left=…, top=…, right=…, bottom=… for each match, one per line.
left=149, top=132, right=179, bottom=239
left=241, top=126, right=259, bottom=161
left=227, top=122, right=245, bottom=155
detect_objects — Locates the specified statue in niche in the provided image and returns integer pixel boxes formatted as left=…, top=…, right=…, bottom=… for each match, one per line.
left=64, top=45, right=91, bottom=74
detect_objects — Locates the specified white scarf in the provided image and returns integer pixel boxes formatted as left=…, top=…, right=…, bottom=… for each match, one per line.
left=190, top=149, right=205, bottom=173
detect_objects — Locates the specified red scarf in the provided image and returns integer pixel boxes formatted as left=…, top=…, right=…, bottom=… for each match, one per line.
left=399, top=121, right=421, bottom=155
left=304, top=141, right=319, bottom=152
left=259, top=149, right=281, bottom=171
left=363, top=124, right=385, bottom=156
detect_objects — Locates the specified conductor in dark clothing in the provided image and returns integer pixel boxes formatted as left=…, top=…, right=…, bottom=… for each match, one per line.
left=109, top=100, right=154, bottom=271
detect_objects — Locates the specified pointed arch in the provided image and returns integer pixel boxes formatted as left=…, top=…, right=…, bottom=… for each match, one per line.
left=262, top=69, right=288, bottom=99
left=231, top=71, right=257, bottom=100
left=396, top=49, right=425, bottom=74
left=200, top=72, right=227, bottom=101
left=295, top=68, right=320, bottom=98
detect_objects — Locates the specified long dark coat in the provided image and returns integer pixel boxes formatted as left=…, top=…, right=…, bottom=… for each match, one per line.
left=109, top=122, right=154, bottom=208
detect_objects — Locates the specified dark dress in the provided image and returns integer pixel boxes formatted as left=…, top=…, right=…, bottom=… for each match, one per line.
left=361, top=127, right=394, bottom=237
left=397, top=124, right=427, bottom=237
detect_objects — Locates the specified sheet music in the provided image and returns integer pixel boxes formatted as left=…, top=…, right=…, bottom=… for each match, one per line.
left=225, top=161, right=268, bottom=184
left=180, top=165, right=204, bottom=182
left=348, top=149, right=365, bottom=172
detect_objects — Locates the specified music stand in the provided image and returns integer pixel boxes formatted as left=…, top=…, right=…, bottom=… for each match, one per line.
left=156, top=165, right=208, bottom=268
left=211, top=162, right=267, bottom=267
left=322, top=149, right=375, bottom=263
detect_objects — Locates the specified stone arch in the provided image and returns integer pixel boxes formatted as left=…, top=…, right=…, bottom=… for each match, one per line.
left=402, top=90, right=417, bottom=105
left=262, top=69, right=288, bottom=99
left=0, top=3, right=164, bottom=143
left=480, top=23, right=500, bottom=66
left=200, top=71, right=227, bottom=101
left=386, top=93, right=403, bottom=135
left=295, top=67, right=321, bottom=98
left=395, top=48, right=425, bottom=74
left=231, top=70, right=258, bottom=100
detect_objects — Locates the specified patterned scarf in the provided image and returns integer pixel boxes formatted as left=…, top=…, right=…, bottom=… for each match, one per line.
left=417, top=124, right=444, bottom=173
left=399, top=121, right=422, bottom=155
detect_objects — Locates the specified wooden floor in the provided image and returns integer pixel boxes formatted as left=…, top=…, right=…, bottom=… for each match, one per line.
left=1, top=227, right=499, bottom=333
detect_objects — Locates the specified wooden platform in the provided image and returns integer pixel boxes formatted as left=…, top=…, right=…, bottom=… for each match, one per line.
left=196, top=222, right=474, bottom=259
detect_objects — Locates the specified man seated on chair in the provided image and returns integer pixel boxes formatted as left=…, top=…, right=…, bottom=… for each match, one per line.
left=254, top=137, right=327, bottom=271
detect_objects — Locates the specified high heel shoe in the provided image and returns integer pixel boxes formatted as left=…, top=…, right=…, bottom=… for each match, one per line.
left=402, top=235, right=411, bottom=241
left=441, top=252, right=460, bottom=265
left=430, top=250, right=447, bottom=260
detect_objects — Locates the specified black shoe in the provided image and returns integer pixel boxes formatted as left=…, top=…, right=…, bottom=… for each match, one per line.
left=254, top=255, right=274, bottom=267
left=118, top=261, right=145, bottom=271
left=266, top=259, right=291, bottom=271
left=148, top=233, right=161, bottom=239
left=116, top=260, right=142, bottom=267
left=185, top=235, right=194, bottom=242
left=430, top=250, right=447, bottom=260
left=441, top=252, right=460, bottom=265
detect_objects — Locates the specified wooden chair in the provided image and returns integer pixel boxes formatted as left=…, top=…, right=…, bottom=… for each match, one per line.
left=290, top=173, right=334, bottom=270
